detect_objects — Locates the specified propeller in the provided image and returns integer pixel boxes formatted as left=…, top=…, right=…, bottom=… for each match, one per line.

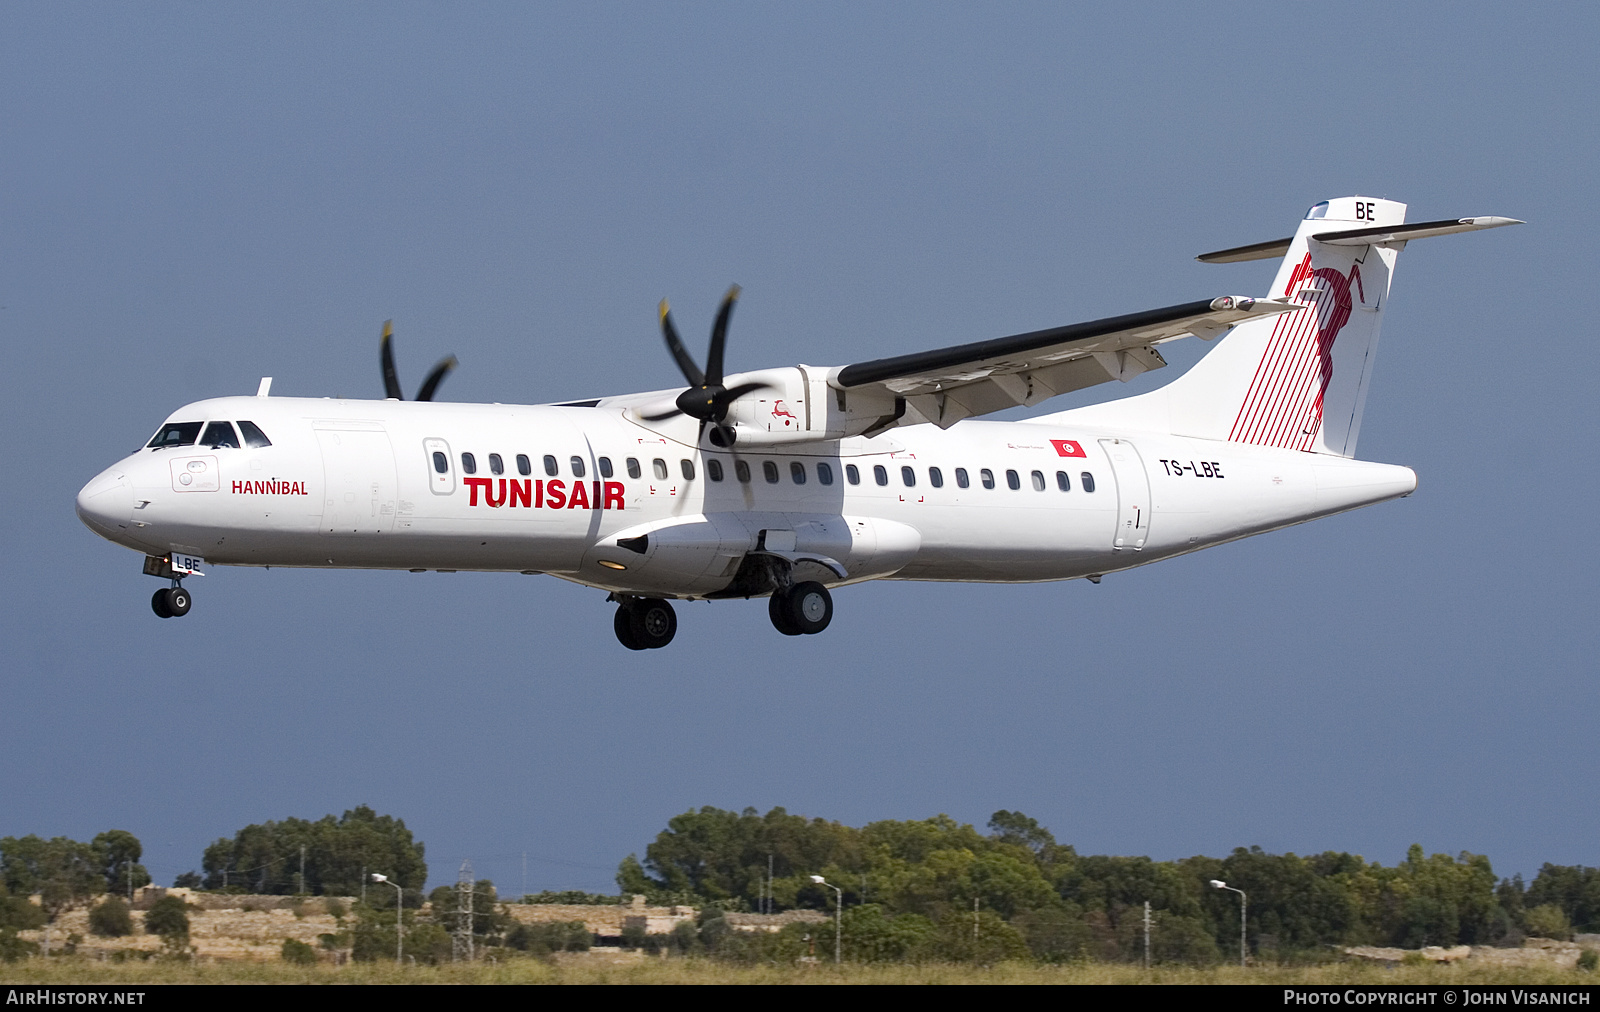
left=379, top=320, right=457, bottom=401
left=642, top=286, right=769, bottom=446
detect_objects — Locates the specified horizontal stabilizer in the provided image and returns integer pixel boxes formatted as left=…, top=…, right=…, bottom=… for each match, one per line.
left=1195, top=237, right=1294, bottom=264
left=1310, top=216, right=1523, bottom=246
left=1198, top=215, right=1521, bottom=263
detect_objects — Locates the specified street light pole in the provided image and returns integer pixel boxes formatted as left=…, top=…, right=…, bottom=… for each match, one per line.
left=1210, top=880, right=1246, bottom=968
left=810, top=875, right=842, bottom=964
left=372, top=873, right=404, bottom=965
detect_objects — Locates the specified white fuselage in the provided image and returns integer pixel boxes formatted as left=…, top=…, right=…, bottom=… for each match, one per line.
left=76, top=394, right=1417, bottom=598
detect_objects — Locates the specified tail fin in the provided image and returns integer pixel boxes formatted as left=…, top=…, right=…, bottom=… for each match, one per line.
left=1058, top=197, right=1516, bottom=458
left=1166, top=195, right=1404, bottom=457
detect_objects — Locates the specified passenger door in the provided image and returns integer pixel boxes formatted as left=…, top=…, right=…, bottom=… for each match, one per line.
left=1099, top=438, right=1151, bottom=552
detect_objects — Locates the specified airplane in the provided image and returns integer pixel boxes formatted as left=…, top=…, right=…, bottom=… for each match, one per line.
left=76, top=196, right=1519, bottom=649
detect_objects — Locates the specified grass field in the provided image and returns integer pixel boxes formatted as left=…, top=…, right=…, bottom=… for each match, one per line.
left=2, top=955, right=1595, bottom=985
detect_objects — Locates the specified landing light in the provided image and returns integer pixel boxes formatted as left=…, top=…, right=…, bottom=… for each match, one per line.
left=598, top=560, right=627, bottom=571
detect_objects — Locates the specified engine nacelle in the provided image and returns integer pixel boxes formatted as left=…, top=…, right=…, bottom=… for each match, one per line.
left=718, top=367, right=901, bottom=448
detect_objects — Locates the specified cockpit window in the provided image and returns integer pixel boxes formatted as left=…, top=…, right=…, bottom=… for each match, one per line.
left=237, top=421, right=273, bottom=448
left=200, top=421, right=240, bottom=448
left=147, top=422, right=202, bottom=448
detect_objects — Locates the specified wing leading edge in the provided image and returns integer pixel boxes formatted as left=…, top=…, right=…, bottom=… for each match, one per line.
left=831, top=295, right=1300, bottom=430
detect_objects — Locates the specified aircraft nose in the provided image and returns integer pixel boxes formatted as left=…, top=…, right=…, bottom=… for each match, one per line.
left=76, top=469, right=133, bottom=539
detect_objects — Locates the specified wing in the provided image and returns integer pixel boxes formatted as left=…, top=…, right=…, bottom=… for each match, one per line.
left=831, top=295, right=1301, bottom=429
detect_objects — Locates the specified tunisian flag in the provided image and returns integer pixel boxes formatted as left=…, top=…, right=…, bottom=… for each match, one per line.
left=1050, top=439, right=1086, bottom=458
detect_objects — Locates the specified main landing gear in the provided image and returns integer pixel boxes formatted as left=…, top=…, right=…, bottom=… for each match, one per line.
left=612, top=597, right=677, bottom=650
left=608, top=580, right=834, bottom=649
left=768, top=581, right=832, bottom=636
left=151, top=584, right=192, bottom=618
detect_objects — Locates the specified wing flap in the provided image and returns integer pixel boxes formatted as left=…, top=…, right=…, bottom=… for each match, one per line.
left=837, top=296, right=1297, bottom=394
left=835, top=295, right=1301, bottom=429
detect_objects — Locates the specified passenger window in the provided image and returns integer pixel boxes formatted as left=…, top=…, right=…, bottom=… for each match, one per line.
left=790, top=461, right=806, bottom=485
left=517, top=454, right=532, bottom=476
left=846, top=464, right=860, bottom=485
left=929, top=467, right=943, bottom=488
left=237, top=420, right=272, bottom=448
left=708, top=459, right=724, bottom=482
left=1031, top=470, right=1045, bottom=492
left=544, top=455, right=559, bottom=477
left=681, top=459, right=695, bottom=480
left=570, top=456, right=586, bottom=478
left=1056, top=470, right=1071, bottom=492
left=461, top=452, right=477, bottom=475
left=147, top=422, right=202, bottom=448
left=653, top=458, right=669, bottom=480
left=626, top=457, right=641, bottom=479
left=762, top=461, right=780, bottom=484
left=735, top=460, right=751, bottom=483
left=489, top=453, right=504, bottom=475
left=201, top=421, right=240, bottom=449
left=599, top=457, right=613, bottom=478
left=817, top=462, right=834, bottom=486
left=873, top=465, right=888, bottom=486
left=980, top=468, right=995, bottom=490
left=432, top=451, right=449, bottom=474
left=1006, top=469, right=1021, bottom=490
left=955, top=467, right=970, bottom=489
left=1081, top=472, right=1096, bottom=493
left=901, top=466, right=915, bottom=487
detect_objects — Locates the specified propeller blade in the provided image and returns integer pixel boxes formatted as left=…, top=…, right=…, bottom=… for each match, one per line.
left=719, top=380, right=769, bottom=403
left=415, top=356, right=458, bottom=402
left=640, top=406, right=686, bottom=422
left=659, top=300, right=705, bottom=388
left=705, top=285, right=739, bottom=387
left=380, top=320, right=404, bottom=400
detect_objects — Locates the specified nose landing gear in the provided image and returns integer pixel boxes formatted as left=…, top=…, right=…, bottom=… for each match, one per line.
left=151, top=584, right=192, bottom=618
left=143, top=554, right=196, bottom=618
left=611, top=596, right=677, bottom=650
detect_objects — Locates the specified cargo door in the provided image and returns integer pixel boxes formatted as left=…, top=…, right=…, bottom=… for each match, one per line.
left=316, top=423, right=398, bottom=535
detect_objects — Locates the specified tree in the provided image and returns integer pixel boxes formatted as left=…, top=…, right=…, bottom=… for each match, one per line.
left=281, top=938, right=317, bottom=965
left=88, top=896, right=134, bottom=937
left=615, top=854, right=651, bottom=896
left=201, top=806, right=426, bottom=896
left=91, top=831, right=150, bottom=897
left=987, top=810, right=1058, bottom=857
left=838, top=904, right=936, bottom=962
left=0, top=881, right=45, bottom=932
left=143, top=895, right=191, bottom=950
left=1526, top=864, right=1600, bottom=933
left=1524, top=903, right=1573, bottom=941
left=928, top=908, right=1030, bottom=964
left=0, top=835, right=105, bottom=949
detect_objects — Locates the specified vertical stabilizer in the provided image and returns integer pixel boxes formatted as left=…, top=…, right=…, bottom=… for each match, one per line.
left=1169, top=196, right=1403, bottom=457
left=1056, top=197, right=1406, bottom=458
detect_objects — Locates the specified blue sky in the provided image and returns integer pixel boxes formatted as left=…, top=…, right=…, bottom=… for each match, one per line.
left=2, top=3, right=1594, bottom=894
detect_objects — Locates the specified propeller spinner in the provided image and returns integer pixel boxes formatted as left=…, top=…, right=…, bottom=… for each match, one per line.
left=643, top=286, right=768, bottom=446
left=379, top=320, right=457, bottom=401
